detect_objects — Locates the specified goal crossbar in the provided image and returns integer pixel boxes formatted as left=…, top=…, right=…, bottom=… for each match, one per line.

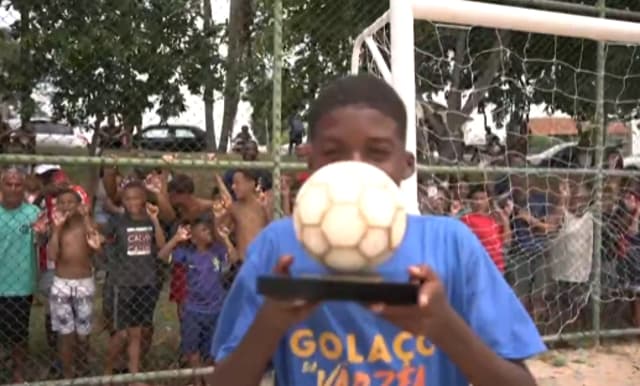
left=351, top=0, right=640, bottom=214
left=412, top=0, right=640, bottom=44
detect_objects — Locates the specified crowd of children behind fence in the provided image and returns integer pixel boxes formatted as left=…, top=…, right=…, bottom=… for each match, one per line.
left=1, top=140, right=640, bottom=383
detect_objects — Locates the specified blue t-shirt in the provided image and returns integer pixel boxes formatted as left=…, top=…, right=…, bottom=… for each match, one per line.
left=211, top=215, right=546, bottom=386
left=173, top=243, right=228, bottom=314
left=512, top=192, right=550, bottom=253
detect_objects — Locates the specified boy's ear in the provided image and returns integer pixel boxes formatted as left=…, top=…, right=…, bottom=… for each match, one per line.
left=402, top=151, right=416, bottom=180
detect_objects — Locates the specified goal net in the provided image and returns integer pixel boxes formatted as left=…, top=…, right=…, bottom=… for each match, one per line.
left=352, top=0, right=640, bottom=338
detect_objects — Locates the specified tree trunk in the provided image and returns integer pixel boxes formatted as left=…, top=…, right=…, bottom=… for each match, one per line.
left=203, top=0, right=216, bottom=151
left=426, top=30, right=512, bottom=164
left=18, top=6, right=34, bottom=127
left=218, top=0, right=253, bottom=153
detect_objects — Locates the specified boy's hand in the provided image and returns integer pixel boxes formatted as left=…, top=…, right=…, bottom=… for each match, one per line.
left=32, top=214, right=49, bottom=234
left=161, top=153, right=178, bottom=166
left=175, top=225, right=191, bottom=242
left=51, top=209, right=68, bottom=228
left=259, top=256, right=317, bottom=333
left=78, top=204, right=90, bottom=217
left=144, top=174, right=163, bottom=194
left=146, top=203, right=160, bottom=219
left=86, top=228, right=105, bottom=250
left=212, top=200, right=228, bottom=218
left=369, top=265, right=451, bottom=338
left=217, top=224, right=231, bottom=240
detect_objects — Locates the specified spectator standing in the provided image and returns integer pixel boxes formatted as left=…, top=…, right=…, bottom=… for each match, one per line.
left=231, top=125, right=253, bottom=153
left=32, top=165, right=74, bottom=365
left=509, top=185, right=558, bottom=321
left=0, top=167, right=40, bottom=383
left=225, top=170, right=270, bottom=257
left=606, top=177, right=640, bottom=327
left=47, top=188, right=102, bottom=378
left=166, top=174, right=217, bottom=317
left=158, top=216, right=236, bottom=385
left=223, top=141, right=273, bottom=200
left=548, top=182, right=593, bottom=330
left=288, top=109, right=305, bottom=155
left=102, top=182, right=166, bottom=381
left=460, top=184, right=511, bottom=273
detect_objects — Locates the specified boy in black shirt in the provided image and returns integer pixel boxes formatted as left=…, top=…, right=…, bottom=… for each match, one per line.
left=102, top=181, right=166, bottom=383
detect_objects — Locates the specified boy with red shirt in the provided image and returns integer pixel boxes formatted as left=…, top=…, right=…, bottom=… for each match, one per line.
left=460, top=184, right=512, bottom=273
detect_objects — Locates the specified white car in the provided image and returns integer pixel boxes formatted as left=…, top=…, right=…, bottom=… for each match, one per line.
left=526, top=141, right=577, bottom=166
left=30, top=120, right=91, bottom=150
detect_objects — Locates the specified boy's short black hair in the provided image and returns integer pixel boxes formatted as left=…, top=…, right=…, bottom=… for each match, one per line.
left=168, top=174, right=195, bottom=195
left=234, top=169, right=258, bottom=184
left=308, top=74, right=407, bottom=143
left=468, top=183, right=490, bottom=198
left=122, top=179, right=147, bottom=194
left=191, top=213, right=214, bottom=227
left=56, top=188, right=82, bottom=202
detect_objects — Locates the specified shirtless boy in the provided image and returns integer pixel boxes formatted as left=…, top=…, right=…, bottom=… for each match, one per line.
left=225, top=170, right=269, bottom=259
left=47, top=188, right=102, bottom=378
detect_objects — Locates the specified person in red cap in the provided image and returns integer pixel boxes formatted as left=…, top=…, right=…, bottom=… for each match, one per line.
left=47, top=186, right=101, bottom=378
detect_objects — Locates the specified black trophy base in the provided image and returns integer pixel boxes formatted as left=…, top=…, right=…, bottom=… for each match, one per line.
left=257, top=274, right=419, bottom=305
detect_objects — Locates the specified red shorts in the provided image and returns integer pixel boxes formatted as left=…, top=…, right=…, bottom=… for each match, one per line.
left=169, top=264, right=187, bottom=304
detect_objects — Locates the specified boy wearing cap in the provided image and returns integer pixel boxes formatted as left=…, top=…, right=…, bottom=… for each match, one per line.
left=47, top=187, right=102, bottom=378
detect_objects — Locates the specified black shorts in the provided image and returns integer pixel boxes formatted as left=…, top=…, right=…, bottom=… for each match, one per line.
left=112, top=286, right=158, bottom=331
left=0, top=296, right=33, bottom=346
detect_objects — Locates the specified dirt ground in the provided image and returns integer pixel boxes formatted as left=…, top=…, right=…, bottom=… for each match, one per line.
left=527, top=343, right=640, bottom=386
left=253, top=343, right=640, bottom=386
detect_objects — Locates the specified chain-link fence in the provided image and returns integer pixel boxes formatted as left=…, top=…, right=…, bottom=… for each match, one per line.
left=1, top=0, right=640, bottom=385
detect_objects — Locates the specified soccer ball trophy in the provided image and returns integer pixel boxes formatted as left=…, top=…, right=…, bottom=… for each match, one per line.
left=257, top=161, right=417, bottom=304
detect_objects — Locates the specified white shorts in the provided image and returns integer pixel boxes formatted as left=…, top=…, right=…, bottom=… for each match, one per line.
left=49, top=276, right=95, bottom=336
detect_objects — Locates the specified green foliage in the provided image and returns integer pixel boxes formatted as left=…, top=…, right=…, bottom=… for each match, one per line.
left=244, top=0, right=387, bottom=142
left=4, top=0, right=222, bottom=134
left=4, top=0, right=640, bottom=157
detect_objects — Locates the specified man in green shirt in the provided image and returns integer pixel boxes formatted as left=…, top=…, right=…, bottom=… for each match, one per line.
left=0, top=167, right=40, bottom=383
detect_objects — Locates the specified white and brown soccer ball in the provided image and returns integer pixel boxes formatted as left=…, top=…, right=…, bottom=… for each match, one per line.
left=293, top=161, right=407, bottom=273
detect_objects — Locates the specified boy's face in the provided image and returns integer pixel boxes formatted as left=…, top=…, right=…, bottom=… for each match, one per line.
left=122, top=186, right=147, bottom=215
left=56, top=192, right=80, bottom=214
left=307, top=106, right=413, bottom=185
left=470, top=191, right=490, bottom=213
left=232, top=172, right=255, bottom=199
left=191, top=223, right=213, bottom=245
left=570, top=186, right=590, bottom=214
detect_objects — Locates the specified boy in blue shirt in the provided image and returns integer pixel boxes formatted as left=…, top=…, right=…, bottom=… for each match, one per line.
left=159, top=215, right=232, bottom=385
left=210, top=74, right=545, bottom=386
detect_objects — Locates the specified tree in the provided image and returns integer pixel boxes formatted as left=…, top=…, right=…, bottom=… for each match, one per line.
left=235, top=0, right=640, bottom=164
left=5, top=0, right=221, bottom=154
left=241, top=0, right=387, bottom=150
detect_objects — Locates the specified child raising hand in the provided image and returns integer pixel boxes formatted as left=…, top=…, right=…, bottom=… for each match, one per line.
left=158, top=215, right=230, bottom=386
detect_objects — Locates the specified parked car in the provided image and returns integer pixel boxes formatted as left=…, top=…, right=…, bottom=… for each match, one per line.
left=132, top=124, right=206, bottom=152
left=527, top=140, right=623, bottom=168
left=6, top=118, right=92, bottom=151
left=30, top=120, right=91, bottom=151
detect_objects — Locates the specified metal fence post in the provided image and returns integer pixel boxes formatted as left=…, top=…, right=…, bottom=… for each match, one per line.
left=271, top=0, right=284, bottom=219
left=591, top=0, right=607, bottom=347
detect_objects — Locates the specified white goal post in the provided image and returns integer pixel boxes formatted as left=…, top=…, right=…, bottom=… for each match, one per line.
left=352, top=0, right=640, bottom=214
